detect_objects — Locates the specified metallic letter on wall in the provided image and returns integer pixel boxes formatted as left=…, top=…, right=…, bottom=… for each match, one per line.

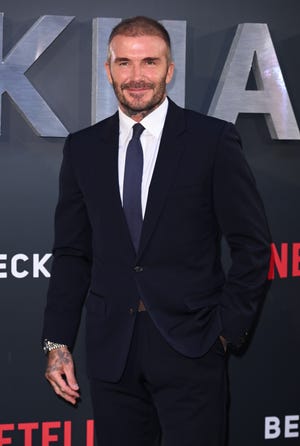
left=92, top=18, right=186, bottom=123
left=0, top=13, right=74, bottom=137
left=208, top=23, right=300, bottom=140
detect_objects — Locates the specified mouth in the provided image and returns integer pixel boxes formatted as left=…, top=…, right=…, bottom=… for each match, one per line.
left=122, top=82, right=154, bottom=94
left=127, top=88, right=150, bottom=96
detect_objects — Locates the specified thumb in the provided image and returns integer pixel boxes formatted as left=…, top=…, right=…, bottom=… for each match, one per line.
left=65, top=367, right=79, bottom=390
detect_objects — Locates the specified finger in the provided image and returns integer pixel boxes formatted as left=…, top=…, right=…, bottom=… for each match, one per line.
left=52, top=382, right=78, bottom=405
left=46, top=372, right=80, bottom=399
left=55, top=378, right=80, bottom=398
left=219, top=335, right=228, bottom=352
left=64, top=368, right=79, bottom=391
left=48, top=376, right=80, bottom=405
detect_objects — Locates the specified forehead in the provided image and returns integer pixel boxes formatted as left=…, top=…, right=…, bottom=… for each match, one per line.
left=109, top=34, right=169, bottom=58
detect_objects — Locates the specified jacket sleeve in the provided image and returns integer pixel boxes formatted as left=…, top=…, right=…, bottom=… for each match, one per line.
left=42, top=134, right=92, bottom=350
left=213, top=123, right=271, bottom=349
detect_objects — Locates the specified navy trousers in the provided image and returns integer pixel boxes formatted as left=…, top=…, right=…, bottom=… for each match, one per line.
left=90, top=311, right=228, bottom=446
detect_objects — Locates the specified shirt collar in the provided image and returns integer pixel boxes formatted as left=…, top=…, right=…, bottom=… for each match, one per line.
left=118, top=97, right=169, bottom=139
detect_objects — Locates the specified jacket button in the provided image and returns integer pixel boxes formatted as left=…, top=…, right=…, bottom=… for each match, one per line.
left=134, top=266, right=143, bottom=272
left=129, top=308, right=134, bottom=315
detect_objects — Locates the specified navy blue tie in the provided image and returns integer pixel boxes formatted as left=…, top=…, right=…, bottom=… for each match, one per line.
left=123, top=123, right=145, bottom=252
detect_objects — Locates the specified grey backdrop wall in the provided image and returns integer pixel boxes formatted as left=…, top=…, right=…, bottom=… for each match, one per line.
left=1, top=0, right=299, bottom=445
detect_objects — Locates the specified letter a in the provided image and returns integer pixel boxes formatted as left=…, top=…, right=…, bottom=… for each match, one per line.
left=208, top=23, right=300, bottom=140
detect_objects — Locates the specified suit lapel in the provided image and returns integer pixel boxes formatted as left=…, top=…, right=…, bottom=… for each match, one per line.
left=137, top=100, right=186, bottom=259
left=94, top=113, right=137, bottom=257
left=97, top=113, right=121, bottom=209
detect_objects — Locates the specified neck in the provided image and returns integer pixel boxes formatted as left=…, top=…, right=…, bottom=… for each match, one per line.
left=119, top=96, right=166, bottom=122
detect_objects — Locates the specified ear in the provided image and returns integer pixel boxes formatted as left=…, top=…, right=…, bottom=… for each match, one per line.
left=166, top=62, right=175, bottom=85
left=104, top=61, right=113, bottom=85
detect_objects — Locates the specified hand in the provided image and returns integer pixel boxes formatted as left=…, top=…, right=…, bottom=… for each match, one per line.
left=45, top=347, right=80, bottom=405
left=219, top=335, right=228, bottom=352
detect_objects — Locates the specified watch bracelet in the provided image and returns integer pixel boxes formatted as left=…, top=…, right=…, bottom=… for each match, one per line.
left=44, top=339, right=68, bottom=354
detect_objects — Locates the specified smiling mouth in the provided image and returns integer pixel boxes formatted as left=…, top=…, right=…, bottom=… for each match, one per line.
left=127, top=88, right=150, bottom=95
left=125, top=89, right=152, bottom=100
left=128, top=87, right=148, bottom=90
left=122, top=82, right=154, bottom=92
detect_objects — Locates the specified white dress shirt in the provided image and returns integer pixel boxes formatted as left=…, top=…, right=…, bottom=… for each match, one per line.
left=118, top=98, right=169, bottom=217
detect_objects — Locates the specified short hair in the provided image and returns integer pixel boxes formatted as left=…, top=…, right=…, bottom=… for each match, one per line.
left=107, top=16, right=172, bottom=61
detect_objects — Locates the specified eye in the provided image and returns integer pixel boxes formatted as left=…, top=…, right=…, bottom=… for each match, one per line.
left=119, top=61, right=129, bottom=66
left=144, top=59, right=156, bottom=65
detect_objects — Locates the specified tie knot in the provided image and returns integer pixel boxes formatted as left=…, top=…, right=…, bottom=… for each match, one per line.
left=132, top=123, right=145, bottom=140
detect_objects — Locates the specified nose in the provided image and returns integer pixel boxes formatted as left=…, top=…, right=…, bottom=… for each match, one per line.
left=131, top=63, right=143, bottom=80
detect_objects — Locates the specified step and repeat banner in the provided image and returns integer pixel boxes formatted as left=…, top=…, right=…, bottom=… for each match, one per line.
left=0, top=0, right=299, bottom=445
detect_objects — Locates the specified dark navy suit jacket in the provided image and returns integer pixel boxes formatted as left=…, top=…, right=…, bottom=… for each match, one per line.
left=43, top=99, right=271, bottom=381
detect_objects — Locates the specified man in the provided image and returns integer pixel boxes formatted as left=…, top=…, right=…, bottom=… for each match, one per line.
left=43, top=16, right=271, bottom=446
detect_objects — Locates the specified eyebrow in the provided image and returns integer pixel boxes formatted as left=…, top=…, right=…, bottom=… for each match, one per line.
left=113, top=56, right=162, bottom=64
left=143, top=57, right=160, bottom=62
left=114, top=57, right=130, bottom=63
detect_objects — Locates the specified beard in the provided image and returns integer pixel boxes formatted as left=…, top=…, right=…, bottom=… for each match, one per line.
left=111, top=78, right=168, bottom=117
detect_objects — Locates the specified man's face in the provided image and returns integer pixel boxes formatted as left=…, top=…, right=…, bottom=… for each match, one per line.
left=105, top=34, right=174, bottom=120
